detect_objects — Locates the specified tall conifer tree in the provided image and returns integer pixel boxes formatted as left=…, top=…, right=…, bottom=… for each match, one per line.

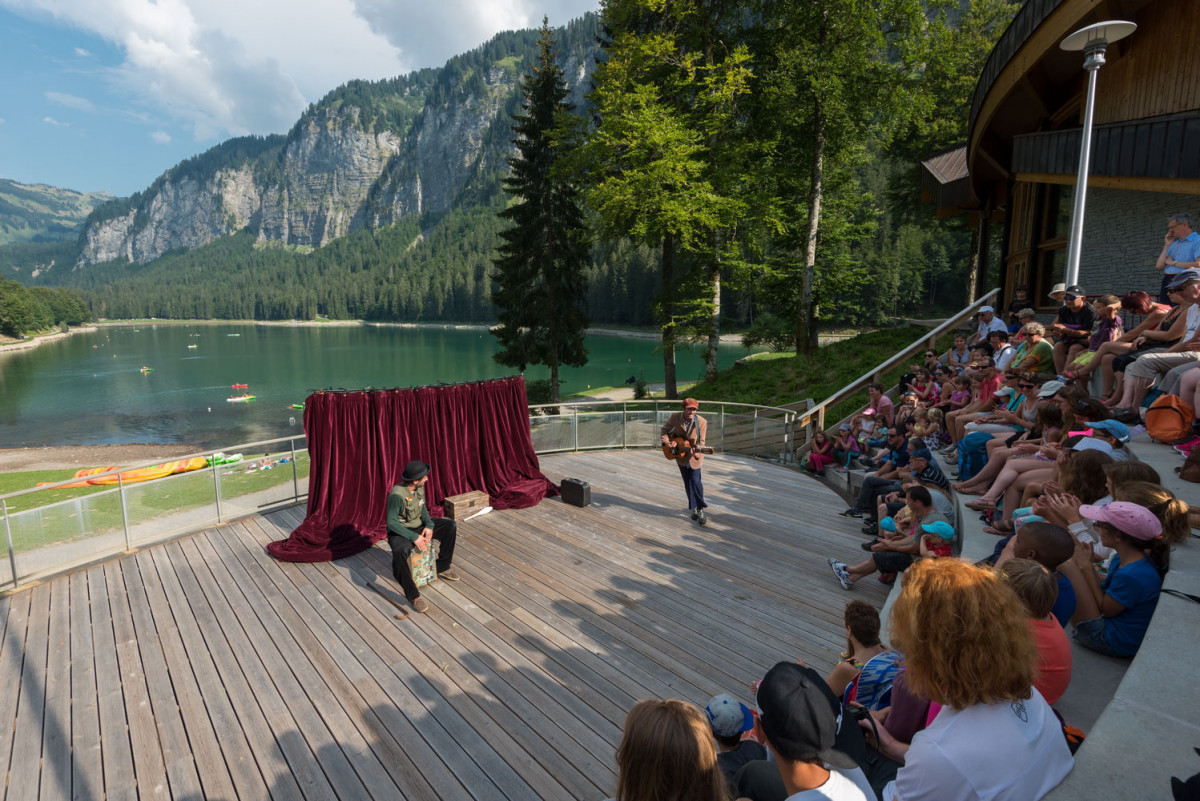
left=492, top=18, right=590, bottom=403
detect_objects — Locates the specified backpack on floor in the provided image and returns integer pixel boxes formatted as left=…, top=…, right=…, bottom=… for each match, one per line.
left=957, top=431, right=992, bottom=481
left=1145, top=395, right=1195, bottom=444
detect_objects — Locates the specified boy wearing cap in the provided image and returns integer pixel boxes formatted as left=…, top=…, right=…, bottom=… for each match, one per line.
left=705, top=694, right=767, bottom=788
left=1049, top=285, right=1095, bottom=373
left=385, top=460, right=461, bottom=613
left=750, top=661, right=873, bottom=800
left=830, top=491, right=949, bottom=591
left=660, top=398, right=710, bottom=525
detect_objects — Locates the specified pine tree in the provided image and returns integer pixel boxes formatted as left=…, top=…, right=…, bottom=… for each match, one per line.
left=491, top=18, right=590, bottom=403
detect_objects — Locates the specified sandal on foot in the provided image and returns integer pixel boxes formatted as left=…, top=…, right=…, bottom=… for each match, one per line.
left=965, top=498, right=996, bottom=511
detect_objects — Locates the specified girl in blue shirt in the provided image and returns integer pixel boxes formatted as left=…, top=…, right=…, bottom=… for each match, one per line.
left=1065, top=501, right=1169, bottom=658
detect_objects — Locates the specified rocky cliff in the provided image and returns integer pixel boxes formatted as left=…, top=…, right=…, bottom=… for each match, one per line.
left=75, top=18, right=599, bottom=268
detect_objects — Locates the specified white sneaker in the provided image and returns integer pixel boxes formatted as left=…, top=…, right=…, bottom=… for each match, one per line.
left=828, top=558, right=853, bottom=590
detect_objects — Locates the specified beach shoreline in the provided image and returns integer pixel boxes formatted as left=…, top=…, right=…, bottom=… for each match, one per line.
left=0, top=325, right=99, bottom=356
left=0, top=443, right=206, bottom=472
left=89, top=318, right=752, bottom=344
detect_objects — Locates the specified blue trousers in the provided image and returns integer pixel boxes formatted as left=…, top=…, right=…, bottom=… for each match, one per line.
left=677, top=461, right=707, bottom=510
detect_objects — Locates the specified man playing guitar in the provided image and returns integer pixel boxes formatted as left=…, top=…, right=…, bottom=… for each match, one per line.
left=660, top=397, right=710, bottom=525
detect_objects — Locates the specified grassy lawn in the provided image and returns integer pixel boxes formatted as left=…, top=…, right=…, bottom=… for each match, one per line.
left=686, top=325, right=956, bottom=423
left=1, top=452, right=310, bottom=552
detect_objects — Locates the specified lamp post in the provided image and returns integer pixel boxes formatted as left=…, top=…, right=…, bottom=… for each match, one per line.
left=1059, top=20, right=1136, bottom=289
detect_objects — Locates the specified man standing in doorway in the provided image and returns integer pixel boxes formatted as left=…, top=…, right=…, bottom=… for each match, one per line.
left=661, top=398, right=710, bottom=525
left=385, top=460, right=461, bottom=613
left=1155, top=213, right=1200, bottom=304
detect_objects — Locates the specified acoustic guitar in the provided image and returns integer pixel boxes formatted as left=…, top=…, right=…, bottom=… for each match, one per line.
left=662, top=436, right=715, bottom=469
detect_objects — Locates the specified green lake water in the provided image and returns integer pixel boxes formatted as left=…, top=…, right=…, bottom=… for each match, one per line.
left=0, top=324, right=755, bottom=449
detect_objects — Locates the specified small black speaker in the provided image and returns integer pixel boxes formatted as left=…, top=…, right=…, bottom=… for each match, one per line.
left=561, top=478, right=591, bottom=507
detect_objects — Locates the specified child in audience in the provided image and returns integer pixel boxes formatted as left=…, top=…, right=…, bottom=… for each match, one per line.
left=1065, top=502, right=1168, bottom=658
left=614, top=699, right=729, bottom=801
left=998, top=559, right=1073, bottom=705
left=917, top=519, right=955, bottom=559
left=807, top=430, right=835, bottom=476
left=910, top=368, right=937, bottom=406
left=832, top=424, right=859, bottom=470
left=703, top=693, right=766, bottom=792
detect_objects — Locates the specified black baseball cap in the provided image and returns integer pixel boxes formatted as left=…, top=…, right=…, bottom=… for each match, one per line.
left=755, top=662, right=866, bottom=769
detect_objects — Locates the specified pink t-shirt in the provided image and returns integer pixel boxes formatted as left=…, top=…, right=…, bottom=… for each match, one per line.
left=871, top=394, right=894, bottom=424
left=1027, top=617, right=1072, bottom=705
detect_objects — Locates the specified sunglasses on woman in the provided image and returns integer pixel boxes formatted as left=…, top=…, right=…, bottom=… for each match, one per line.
left=1018, top=383, right=1036, bottom=390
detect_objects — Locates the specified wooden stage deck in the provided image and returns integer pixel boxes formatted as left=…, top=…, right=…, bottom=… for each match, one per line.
left=0, top=451, right=887, bottom=801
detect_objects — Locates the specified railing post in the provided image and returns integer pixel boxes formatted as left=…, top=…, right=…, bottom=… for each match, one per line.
left=2, top=500, right=17, bottom=589
left=753, top=409, right=759, bottom=458
left=720, top=405, right=726, bottom=453
left=118, top=472, right=132, bottom=552
left=573, top=406, right=580, bottom=452
left=213, top=463, right=224, bottom=524
left=290, top=439, right=299, bottom=502
left=622, top=402, right=628, bottom=450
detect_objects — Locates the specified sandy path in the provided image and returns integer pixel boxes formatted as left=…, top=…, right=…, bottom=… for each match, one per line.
left=0, top=444, right=203, bottom=473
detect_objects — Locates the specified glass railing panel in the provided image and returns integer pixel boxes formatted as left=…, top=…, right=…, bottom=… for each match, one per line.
left=624, top=411, right=662, bottom=447
left=575, top=412, right=625, bottom=450
left=5, top=490, right=126, bottom=581
left=530, top=414, right=575, bottom=453
left=123, top=468, right=219, bottom=547
left=217, top=450, right=307, bottom=519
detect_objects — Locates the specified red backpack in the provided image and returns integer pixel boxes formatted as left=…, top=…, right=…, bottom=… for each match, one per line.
left=1144, top=394, right=1195, bottom=444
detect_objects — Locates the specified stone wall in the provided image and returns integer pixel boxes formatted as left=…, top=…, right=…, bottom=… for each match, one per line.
left=1078, top=188, right=1200, bottom=294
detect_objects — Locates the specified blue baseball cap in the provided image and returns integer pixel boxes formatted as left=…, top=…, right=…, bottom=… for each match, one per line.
left=1166, top=269, right=1200, bottom=289
left=1089, top=419, right=1130, bottom=443
left=910, top=448, right=933, bottom=461
left=880, top=516, right=897, bottom=532
left=706, top=694, right=754, bottom=738
left=920, top=519, right=955, bottom=540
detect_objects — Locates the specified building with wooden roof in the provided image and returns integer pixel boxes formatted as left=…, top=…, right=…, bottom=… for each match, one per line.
left=924, top=0, right=1200, bottom=309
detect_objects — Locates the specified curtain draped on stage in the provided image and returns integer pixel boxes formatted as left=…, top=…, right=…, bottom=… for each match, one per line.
left=266, top=376, right=558, bottom=562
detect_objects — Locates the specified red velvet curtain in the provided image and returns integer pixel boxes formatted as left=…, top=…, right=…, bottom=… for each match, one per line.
left=267, top=376, right=558, bottom=562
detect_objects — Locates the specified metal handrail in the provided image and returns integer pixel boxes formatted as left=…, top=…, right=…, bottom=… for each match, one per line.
left=793, top=289, right=1002, bottom=448
left=528, top=401, right=797, bottom=463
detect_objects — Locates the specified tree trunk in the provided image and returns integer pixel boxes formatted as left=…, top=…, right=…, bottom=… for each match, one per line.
left=662, top=233, right=678, bottom=399
left=705, top=258, right=721, bottom=381
left=797, top=103, right=826, bottom=355
left=549, top=353, right=560, bottom=404
left=965, top=224, right=981, bottom=305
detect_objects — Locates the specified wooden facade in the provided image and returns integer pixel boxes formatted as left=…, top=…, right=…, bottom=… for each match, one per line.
left=924, top=0, right=1200, bottom=308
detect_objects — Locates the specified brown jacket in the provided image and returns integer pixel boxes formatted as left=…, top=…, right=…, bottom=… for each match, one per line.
left=661, top=412, right=707, bottom=448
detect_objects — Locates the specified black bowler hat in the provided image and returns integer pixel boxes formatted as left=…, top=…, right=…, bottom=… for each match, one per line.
left=756, top=662, right=866, bottom=769
left=401, top=460, right=430, bottom=483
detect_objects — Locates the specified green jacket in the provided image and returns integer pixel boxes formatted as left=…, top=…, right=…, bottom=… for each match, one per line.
left=386, top=483, right=434, bottom=541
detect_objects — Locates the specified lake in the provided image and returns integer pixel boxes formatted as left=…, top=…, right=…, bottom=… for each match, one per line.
left=0, top=324, right=756, bottom=449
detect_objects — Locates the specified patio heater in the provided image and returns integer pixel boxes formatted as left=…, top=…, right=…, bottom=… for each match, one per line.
left=1059, top=20, right=1136, bottom=289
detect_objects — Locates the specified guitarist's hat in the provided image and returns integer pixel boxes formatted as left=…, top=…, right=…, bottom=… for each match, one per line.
left=683, top=397, right=699, bottom=409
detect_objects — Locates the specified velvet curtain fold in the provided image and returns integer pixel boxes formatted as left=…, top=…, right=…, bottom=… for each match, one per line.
left=266, top=376, right=558, bottom=562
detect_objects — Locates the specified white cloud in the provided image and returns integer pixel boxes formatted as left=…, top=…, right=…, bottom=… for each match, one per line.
left=42, top=116, right=69, bottom=126
left=0, top=118, right=5, bottom=125
left=1, top=0, right=599, bottom=141
left=46, top=91, right=96, bottom=112
left=74, top=46, right=91, bottom=56
left=149, top=130, right=171, bottom=144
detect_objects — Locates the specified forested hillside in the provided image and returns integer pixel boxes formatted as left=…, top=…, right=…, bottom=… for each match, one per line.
left=0, top=179, right=114, bottom=246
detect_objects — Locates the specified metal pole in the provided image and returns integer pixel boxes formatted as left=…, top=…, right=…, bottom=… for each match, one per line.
left=2, top=500, right=18, bottom=589
left=290, top=439, right=299, bottom=502
left=720, top=405, right=726, bottom=453
left=213, top=463, right=224, bottom=524
left=622, top=402, right=627, bottom=450
left=753, top=409, right=759, bottom=458
left=118, top=473, right=132, bottom=552
left=573, top=406, right=580, bottom=453
left=1063, top=47, right=1104, bottom=289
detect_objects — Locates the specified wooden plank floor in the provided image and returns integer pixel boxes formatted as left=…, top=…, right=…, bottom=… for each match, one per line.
left=0, top=451, right=887, bottom=801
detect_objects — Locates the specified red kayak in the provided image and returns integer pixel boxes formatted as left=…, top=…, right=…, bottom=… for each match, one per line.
left=231, top=383, right=248, bottom=389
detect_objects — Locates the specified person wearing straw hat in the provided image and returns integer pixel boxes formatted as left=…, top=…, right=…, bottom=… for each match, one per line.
left=385, top=459, right=461, bottom=613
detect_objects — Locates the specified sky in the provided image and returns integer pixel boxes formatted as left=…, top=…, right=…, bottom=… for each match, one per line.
left=0, top=0, right=600, bottom=197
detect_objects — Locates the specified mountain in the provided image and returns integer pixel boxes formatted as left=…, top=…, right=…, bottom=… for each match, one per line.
left=66, top=16, right=600, bottom=272
left=0, top=179, right=115, bottom=246
left=0, top=14, right=669, bottom=327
